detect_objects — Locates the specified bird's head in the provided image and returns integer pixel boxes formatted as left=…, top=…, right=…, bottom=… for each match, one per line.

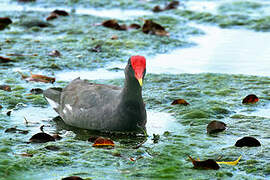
left=126, top=55, right=146, bottom=86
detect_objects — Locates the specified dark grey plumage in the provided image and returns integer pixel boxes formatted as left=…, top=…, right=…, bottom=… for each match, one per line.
left=44, top=56, right=147, bottom=132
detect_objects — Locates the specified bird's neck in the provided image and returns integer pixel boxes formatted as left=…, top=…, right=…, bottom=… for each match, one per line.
left=120, top=77, right=143, bottom=103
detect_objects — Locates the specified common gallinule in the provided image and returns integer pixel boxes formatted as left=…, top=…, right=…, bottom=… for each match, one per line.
left=44, top=55, right=147, bottom=132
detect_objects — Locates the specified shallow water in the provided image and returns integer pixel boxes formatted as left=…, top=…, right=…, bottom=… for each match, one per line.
left=0, top=2, right=152, bottom=20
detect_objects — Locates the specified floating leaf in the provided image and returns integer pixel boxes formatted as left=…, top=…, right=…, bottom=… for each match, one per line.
left=142, top=20, right=169, bottom=36
left=19, top=153, right=33, bottom=157
left=111, top=35, right=118, bottom=40
left=242, top=94, right=259, bottom=104
left=217, top=156, right=242, bottom=166
left=29, top=132, right=55, bottom=143
left=6, top=110, right=12, bottom=116
left=102, top=19, right=126, bottom=31
left=188, top=156, right=220, bottom=170
left=152, top=6, right=163, bottom=12
left=0, top=85, right=11, bottom=92
left=0, top=105, right=2, bottom=109
left=62, top=176, right=84, bottom=180
left=235, top=136, right=261, bottom=147
left=92, top=137, right=115, bottom=147
left=5, top=127, right=29, bottom=134
left=152, top=1, right=179, bottom=12
left=52, top=10, right=69, bottom=16
left=46, top=13, right=58, bottom=21
left=171, top=99, right=189, bottom=106
left=164, top=1, right=180, bottom=10
left=0, top=56, right=12, bottom=63
left=48, top=50, right=61, bottom=57
left=207, top=120, right=226, bottom=134
left=52, top=134, right=62, bottom=140
left=30, top=88, right=43, bottom=95
left=0, top=17, right=12, bottom=30
left=129, top=23, right=141, bottom=29
left=26, top=73, right=55, bottom=83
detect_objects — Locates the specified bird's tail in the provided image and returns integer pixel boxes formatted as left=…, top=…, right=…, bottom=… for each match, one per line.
left=43, top=87, right=62, bottom=112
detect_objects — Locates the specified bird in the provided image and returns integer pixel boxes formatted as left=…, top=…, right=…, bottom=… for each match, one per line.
left=44, top=55, right=147, bottom=133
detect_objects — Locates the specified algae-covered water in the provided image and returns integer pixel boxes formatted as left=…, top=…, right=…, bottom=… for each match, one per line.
left=1, top=0, right=270, bottom=179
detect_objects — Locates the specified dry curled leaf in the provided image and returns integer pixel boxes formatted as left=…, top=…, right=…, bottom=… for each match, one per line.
left=102, top=19, right=126, bottom=31
left=26, top=73, right=55, bottom=83
left=129, top=23, right=141, bottom=29
left=207, top=120, right=226, bottom=134
left=235, top=136, right=261, bottom=147
left=19, top=153, right=33, bottom=157
left=0, top=17, right=12, bottom=30
left=171, top=99, right=189, bottom=106
left=189, top=156, right=220, bottom=170
left=62, top=176, right=84, bottom=180
left=29, top=132, right=55, bottom=143
left=92, top=137, right=115, bottom=147
left=152, top=1, right=179, bottom=12
left=52, top=10, right=69, bottom=16
left=46, top=13, right=58, bottom=21
left=242, top=94, right=259, bottom=104
left=5, top=127, right=29, bottom=134
left=0, top=85, right=11, bottom=92
left=142, top=20, right=169, bottom=36
left=0, top=56, right=12, bottom=63
left=164, top=1, right=180, bottom=10
left=48, top=50, right=61, bottom=57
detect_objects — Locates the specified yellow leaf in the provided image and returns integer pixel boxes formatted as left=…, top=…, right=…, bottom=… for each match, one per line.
left=217, top=156, right=242, bottom=166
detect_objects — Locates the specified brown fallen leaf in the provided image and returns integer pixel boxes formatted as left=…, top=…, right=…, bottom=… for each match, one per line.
left=129, top=23, right=141, bottom=29
left=188, top=156, right=220, bottom=170
left=102, top=19, right=127, bottom=31
left=152, top=1, right=179, bottom=12
left=46, top=13, right=58, bottom=21
left=6, top=110, right=12, bottom=116
left=164, top=1, right=180, bottom=10
left=5, top=127, right=29, bottom=134
left=0, top=105, right=2, bottom=109
left=152, top=5, right=163, bottom=12
left=171, top=99, right=189, bottom=106
left=62, top=176, right=84, bottom=180
left=25, top=73, right=55, bottom=83
left=0, top=56, right=12, bottom=63
left=52, top=10, right=69, bottom=16
left=111, top=35, right=118, bottom=40
left=242, top=94, right=259, bottom=104
left=207, top=120, right=226, bottom=134
left=0, top=85, right=11, bottom=92
left=235, top=136, right=261, bottom=147
left=29, top=132, right=55, bottom=143
left=92, top=137, right=115, bottom=147
left=0, top=17, right=12, bottom=30
left=48, top=50, right=61, bottom=57
left=142, top=20, right=169, bottom=36
left=19, top=153, right=33, bottom=157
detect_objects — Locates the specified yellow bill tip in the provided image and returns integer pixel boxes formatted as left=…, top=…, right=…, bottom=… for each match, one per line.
left=138, top=78, right=143, bottom=86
